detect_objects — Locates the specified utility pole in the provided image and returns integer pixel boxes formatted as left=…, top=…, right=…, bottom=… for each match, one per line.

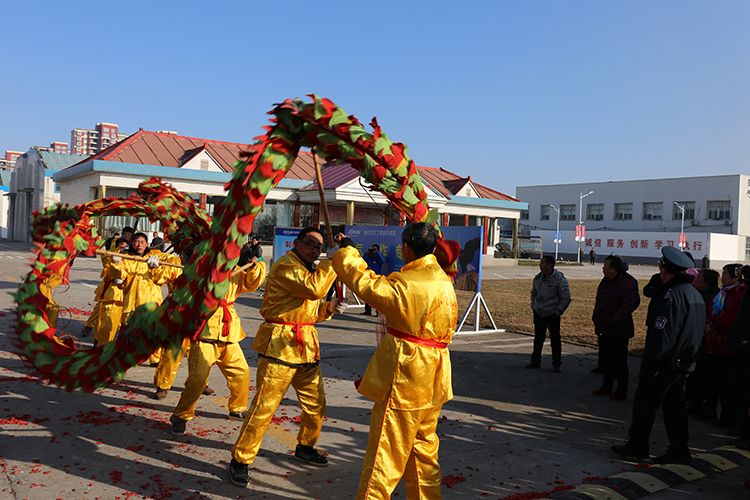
left=577, top=190, right=594, bottom=264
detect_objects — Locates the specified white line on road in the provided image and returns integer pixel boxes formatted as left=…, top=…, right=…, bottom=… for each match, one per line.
left=493, top=273, right=507, bottom=279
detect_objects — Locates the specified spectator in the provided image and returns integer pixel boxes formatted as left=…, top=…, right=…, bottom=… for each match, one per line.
left=701, top=255, right=710, bottom=270
left=684, top=269, right=720, bottom=415
left=695, top=263, right=745, bottom=427
left=727, top=265, right=750, bottom=449
left=611, top=247, right=705, bottom=464
left=238, top=236, right=263, bottom=267
left=526, top=255, right=571, bottom=372
left=361, top=244, right=386, bottom=316
left=150, top=232, right=165, bottom=251
left=591, top=255, right=640, bottom=402
left=589, top=248, right=597, bottom=266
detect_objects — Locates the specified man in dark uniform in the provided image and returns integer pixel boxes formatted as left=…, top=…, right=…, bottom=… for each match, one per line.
left=611, top=246, right=705, bottom=464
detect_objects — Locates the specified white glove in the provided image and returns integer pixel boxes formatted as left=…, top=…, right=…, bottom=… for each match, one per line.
left=111, top=255, right=122, bottom=265
left=325, top=248, right=336, bottom=259
left=331, top=298, right=348, bottom=314
left=113, top=278, right=124, bottom=285
left=146, top=255, right=160, bottom=268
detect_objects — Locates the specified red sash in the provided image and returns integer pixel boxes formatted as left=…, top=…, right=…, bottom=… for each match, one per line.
left=217, top=299, right=233, bottom=337
left=387, top=327, right=448, bottom=349
left=267, top=320, right=315, bottom=353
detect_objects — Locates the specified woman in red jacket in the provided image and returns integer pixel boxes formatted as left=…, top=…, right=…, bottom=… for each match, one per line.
left=697, top=263, right=745, bottom=427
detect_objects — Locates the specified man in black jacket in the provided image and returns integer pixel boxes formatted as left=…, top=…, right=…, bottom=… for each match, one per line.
left=611, top=246, right=705, bottom=464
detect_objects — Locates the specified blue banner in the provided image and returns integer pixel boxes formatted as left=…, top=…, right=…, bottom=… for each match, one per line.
left=273, top=227, right=302, bottom=262
left=344, top=225, right=484, bottom=292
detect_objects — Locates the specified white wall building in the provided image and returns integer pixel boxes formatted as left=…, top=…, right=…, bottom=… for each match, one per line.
left=516, top=175, right=750, bottom=266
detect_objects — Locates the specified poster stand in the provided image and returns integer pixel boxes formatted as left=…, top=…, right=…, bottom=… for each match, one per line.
left=455, top=291, right=505, bottom=335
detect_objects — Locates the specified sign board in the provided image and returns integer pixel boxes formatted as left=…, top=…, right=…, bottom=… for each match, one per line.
left=273, top=227, right=302, bottom=262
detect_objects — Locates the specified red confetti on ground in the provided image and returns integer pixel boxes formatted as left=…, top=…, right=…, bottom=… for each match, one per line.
left=0, top=416, right=32, bottom=425
left=110, top=470, right=126, bottom=485
left=66, top=308, right=93, bottom=316
left=126, top=445, right=144, bottom=452
left=441, top=475, right=466, bottom=488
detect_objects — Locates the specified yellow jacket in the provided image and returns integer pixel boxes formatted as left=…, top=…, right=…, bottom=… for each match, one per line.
left=332, top=247, right=458, bottom=410
left=199, top=261, right=267, bottom=343
left=111, top=249, right=182, bottom=316
left=252, top=251, right=337, bottom=364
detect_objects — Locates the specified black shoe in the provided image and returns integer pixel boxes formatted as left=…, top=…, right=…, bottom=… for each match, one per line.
left=611, top=444, right=649, bottom=460
left=552, top=364, right=562, bottom=373
left=692, top=409, right=717, bottom=421
left=590, top=366, right=603, bottom=375
left=202, top=386, right=215, bottom=396
left=228, top=411, right=246, bottom=421
left=652, top=452, right=692, bottom=465
left=170, top=415, right=186, bottom=436
left=525, top=363, right=541, bottom=369
left=229, top=459, right=249, bottom=487
left=153, top=388, right=169, bottom=400
left=361, top=310, right=371, bottom=316
left=294, top=444, right=329, bottom=467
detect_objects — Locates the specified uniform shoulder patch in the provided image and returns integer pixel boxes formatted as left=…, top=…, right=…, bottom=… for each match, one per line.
left=655, top=316, right=668, bottom=329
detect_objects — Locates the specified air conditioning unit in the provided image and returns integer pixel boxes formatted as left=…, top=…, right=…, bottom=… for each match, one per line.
left=690, top=220, right=699, bottom=226
left=725, top=219, right=733, bottom=226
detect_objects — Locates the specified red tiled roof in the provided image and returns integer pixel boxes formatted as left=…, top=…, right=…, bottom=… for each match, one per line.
left=417, top=166, right=519, bottom=202
left=67, top=129, right=319, bottom=180
left=301, top=162, right=360, bottom=191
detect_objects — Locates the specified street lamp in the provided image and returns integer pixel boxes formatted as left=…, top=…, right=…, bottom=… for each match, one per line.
left=549, top=204, right=561, bottom=261
left=577, top=190, right=594, bottom=264
left=674, top=202, right=686, bottom=249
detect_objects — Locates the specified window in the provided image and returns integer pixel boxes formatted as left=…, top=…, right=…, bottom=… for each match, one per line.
left=560, top=204, right=576, bottom=221
left=673, top=201, right=695, bottom=220
left=642, top=202, right=663, bottom=220
left=520, top=210, right=529, bottom=220
left=587, top=203, right=604, bottom=221
left=540, top=205, right=549, bottom=221
left=707, top=200, right=731, bottom=220
left=614, top=203, right=633, bottom=220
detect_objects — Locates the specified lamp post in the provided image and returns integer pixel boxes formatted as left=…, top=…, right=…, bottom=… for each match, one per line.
left=549, top=204, right=560, bottom=261
left=674, top=202, right=686, bottom=249
left=577, top=190, right=594, bottom=263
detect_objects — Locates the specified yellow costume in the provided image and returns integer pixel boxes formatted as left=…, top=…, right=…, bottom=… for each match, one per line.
left=86, top=238, right=123, bottom=332
left=40, top=272, right=64, bottom=328
left=172, top=261, right=266, bottom=420
left=231, top=251, right=337, bottom=465
left=111, top=249, right=181, bottom=365
left=93, top=264, right=125, bottom=345
left=332, top=247, right=458, bottom=500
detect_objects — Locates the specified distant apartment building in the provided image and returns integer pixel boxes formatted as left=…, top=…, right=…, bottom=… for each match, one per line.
left=70, top=122, right=128, bottom=155
left=0, top=151, right=24, bottom=171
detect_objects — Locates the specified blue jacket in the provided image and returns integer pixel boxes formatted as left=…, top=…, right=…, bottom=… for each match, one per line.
left=363, top=249, right=386, bottom=275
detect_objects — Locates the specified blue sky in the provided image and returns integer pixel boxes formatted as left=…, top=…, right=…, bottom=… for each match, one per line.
left=1, top=1, right=747, bottom=195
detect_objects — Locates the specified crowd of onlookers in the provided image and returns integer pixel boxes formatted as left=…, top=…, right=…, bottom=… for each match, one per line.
left=528, top=249, right=750, bottom=465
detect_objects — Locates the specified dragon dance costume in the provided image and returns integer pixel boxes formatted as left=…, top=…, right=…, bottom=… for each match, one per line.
left=172, top=261, right=266, bottom=420
left=231, top=250, right=337, bottom=465
left=332, top=246, right=458, bottom=500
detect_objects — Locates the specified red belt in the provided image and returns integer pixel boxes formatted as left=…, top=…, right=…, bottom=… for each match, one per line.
left=387, top=327, right=448, bottom=349
left=267, top=320, right=315, bottom=353
left=218, top=299, right=233, bottom=337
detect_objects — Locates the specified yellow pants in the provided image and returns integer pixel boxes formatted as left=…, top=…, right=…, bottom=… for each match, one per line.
left=173, top=341, right=250, bottom=420
left=231, top=357, right=325, bottom=464
left=154, top=338, right=191, bottom=389
left=94, top=302, right=122, bottom=345
left=85, top=303, right=100, bottom=329
left=357, top=398, right=443, bottom=500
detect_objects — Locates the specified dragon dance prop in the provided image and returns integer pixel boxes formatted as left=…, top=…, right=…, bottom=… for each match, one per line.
left=11, top=95, right=460, bottom=393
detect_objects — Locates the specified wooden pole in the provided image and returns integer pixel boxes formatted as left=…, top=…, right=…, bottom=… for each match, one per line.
left=312, top=148, right=335, bottom=247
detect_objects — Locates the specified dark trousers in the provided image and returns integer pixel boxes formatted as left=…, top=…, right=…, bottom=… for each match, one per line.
left=627, top=370, right=689, bottom=455
left=704, top=353, right=738, bottom=423
left=734, top=354, right=750, bottom=439
left=531, top=312, right=561, bottom=366
left=600, top=336, right=629, bottom=392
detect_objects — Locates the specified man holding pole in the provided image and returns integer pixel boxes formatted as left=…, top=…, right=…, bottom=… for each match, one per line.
left=330, top=223, right=458, bottom=500
left=229, top=227, right=348, bottom=487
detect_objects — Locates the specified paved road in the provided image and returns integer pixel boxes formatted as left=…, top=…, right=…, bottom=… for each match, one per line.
left=0, top=241, right=746, bottom=499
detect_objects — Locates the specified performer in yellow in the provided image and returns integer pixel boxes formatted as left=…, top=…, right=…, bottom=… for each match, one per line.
left=331, top=223, right=458, bottom=500
left=169, top=256, right=266, bottom=432
left=82, top=226, right=133, bottom=337
left=92, top=237, right=130, bottom=346
left=229, top=227, right=347, bottom=488
left=40, top=272, right=64, bottom=328
left=152, top=252, right=195, bottom=398
left=110, top=232, right=181, bottom=365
